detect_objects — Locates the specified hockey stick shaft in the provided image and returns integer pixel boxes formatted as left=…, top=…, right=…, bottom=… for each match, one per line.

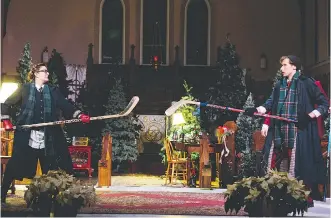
left=165, top=100, right=297, bottom=123
left=2, top=96, right=139, bottom=130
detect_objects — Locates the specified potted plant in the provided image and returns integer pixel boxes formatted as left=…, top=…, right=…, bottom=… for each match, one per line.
left=224, top=170, right=310, bottom=217
left=24, top=170, right=96, bottom=217
left=167, top=81, right=201, bottom=144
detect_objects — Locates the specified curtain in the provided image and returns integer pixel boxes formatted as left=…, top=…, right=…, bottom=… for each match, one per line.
left=65, top=64, right=86, bottom=102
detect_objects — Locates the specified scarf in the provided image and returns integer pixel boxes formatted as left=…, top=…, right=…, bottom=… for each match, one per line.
left=18, top=83, right=54, bottom=156
left=274, top=71, right=299, bottom=149
left=18, top=83, right=52, bottom=124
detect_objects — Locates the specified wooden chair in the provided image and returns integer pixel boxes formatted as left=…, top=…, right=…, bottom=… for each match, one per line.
left=164, top=139, right=188, bottom=185
left=97, top=133, right=112, bottom=187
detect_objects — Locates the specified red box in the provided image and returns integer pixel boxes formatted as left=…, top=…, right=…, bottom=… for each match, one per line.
left=68, top=146, right=94, bottom=177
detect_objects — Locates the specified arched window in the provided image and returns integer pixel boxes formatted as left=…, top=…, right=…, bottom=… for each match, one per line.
left=185, top=0, right=210, bottom=66
left=140, top=0, right=168, bottom=65
left=100, top=0, right=124, bottom=64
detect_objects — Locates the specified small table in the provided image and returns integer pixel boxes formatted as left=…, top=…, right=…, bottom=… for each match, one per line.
left=172, top=141, right=226, bottom=187
left=68, top=146, right=94, bottom=177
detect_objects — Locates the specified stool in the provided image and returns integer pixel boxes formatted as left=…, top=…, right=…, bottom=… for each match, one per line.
left=1, top=156, right=15, bottom=194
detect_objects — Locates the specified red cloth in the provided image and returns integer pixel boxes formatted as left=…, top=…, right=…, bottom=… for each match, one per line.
left=2, top=119, right=13, bottom=131
left=263, top=112, right=271, bottom=125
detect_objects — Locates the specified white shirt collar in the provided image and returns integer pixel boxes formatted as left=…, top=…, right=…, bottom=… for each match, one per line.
left=35, top=84, right=44, bottom=90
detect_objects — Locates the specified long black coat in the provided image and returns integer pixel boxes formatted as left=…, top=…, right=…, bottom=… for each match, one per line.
left=262, top=76, right=329, bottom=185
left=1, top=84, right=79, bottom=179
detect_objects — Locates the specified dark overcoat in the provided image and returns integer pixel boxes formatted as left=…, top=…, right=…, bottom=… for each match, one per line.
left=262, top=76, right=329, bottom=185
left=1, top=83, right=78, bottom=179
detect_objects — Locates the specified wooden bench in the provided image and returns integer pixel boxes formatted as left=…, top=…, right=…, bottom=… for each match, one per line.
left=97, top=133, right=112, bottom=187
left=1, top=134, right=15, bottom=194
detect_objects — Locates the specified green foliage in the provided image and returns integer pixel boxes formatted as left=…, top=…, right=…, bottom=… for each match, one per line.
left=237, top=149, right=258, bottom=179
left=102, top=78, right=142, bottom=163
left=224, top=170, right=310, bottom=216
left=235, top=93, right=262, bottom=152
left=48, top=72, right=59, bottom=86
left=24, top=170, right=96, bottom=215
left=273, top=70, right=283, bottom=87
left=47, top=49, right=72, bottom=98
left=159, top=146, right=166, bottom=164
left=190, top=151, right=200, bottom=170
left=204, top=38, right=246, bottom=130
left=16, top=42, right=32, bottom=84
left=190, top=151, right=200, bottom=161
left=74, top=77, right=109, bottom=170
left=9, top=43, right=33, bottom=124
left=168, top=81, right=201, bottom=143
left=235, top=93, right=262, bottom=179
left=47, top=49, right=76, bottom=146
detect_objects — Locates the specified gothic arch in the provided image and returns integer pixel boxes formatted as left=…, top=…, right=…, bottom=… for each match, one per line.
left=99, top=0, right=125, bottom=64
left=184, top=0, right=211, bottom=66
left=139, top=0, right=169, bottom=65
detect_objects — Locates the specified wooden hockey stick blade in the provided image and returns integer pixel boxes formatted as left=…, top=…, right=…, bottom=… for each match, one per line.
left=2, top=96, right=139, bottom=130
left=165, top=100, right=198, bottom=116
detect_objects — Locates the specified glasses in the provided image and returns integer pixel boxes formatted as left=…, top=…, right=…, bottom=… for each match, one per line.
left=38, top=70, right=49, bottom=73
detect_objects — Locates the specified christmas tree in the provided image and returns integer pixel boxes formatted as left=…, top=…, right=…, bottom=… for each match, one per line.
left=204, top=36, right=246, bottom=130
left=235, top=93, right=262, bottom=178
left=47, top=49, right=77, bottom=145
left=16, top=42, right=32, bottom=84
left=237, top=147, right=259, bottom=179
left=102, top=78, right=140, bottom=168
left=235, top=92, right=261, bottom=153
left=47, top=49, right=71, bottom=98
left=9, top=43, right=33, bottom=124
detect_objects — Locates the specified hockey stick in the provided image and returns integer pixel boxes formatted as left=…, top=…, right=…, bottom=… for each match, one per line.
left=165, top=99, right=297, bottom=123
left=1, top=96, right=139, bottom=130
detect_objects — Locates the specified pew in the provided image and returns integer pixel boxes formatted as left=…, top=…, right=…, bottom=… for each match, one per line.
left=97, top=133, right=112, bottom=187
left=1, top=130, right=42, bottom=187
left=199, top=133, right=212, bottom=188
left=1, top=131, right=15, bottom=194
